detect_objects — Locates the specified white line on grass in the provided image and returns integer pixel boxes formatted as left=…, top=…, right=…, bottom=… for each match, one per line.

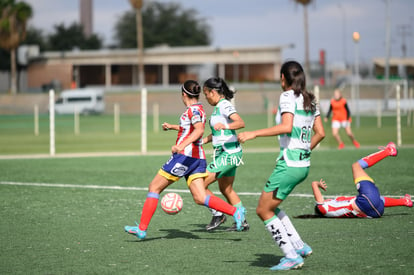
left=0, top=181, right=403, bottom=198
left=0, top=181, right=265, bottom=196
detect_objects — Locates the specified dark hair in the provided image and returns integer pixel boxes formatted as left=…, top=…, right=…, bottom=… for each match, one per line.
left=280, top=61, right=316, bottom=113
left=203, top=77, right=235, bottom=100
left=314, top=205, right=325, bottom=217
left=181, top=80, right=201, bottom=99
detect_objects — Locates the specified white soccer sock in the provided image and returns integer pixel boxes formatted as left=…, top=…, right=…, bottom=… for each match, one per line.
left=209, top=208, right=224, bottom=217
left=265, top=217, right=298, bottom=259
left=277, top=210, right=304, bottom=250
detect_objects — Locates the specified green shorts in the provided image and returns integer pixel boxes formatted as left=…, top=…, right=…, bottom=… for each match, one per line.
left=264, top=159, right=309, bottom=200
left=207, top=149, right=243, bottom=179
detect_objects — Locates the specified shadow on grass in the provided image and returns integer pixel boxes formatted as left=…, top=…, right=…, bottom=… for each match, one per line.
left=295, top=212, right=411, bottom=219
left=249, top=253, right=282, bottom=268
left=294, top=214, right=325, bottom=219
left=189, top=223, right=242, bottom=233
left=125, top=228, right=242, bottom=242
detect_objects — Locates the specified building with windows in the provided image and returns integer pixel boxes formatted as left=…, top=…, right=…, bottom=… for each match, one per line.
left=373, top=57, right=414, bottom=80
left=26, top=45, right=285, bottom=91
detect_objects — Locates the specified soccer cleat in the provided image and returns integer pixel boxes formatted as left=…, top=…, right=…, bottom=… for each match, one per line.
left=124, top=222, right=147, bottom=240
left=233, top=207, right=246, bottom=231
left=206, top=214, right=227, bottom=231
left=385, top=142, right=397, bottom=157
left=353, top=140, right=360, bottom=148
left=270, top=256, right=304, bottom=271
left=338, top=142, right=345, bottom=150
left=296, top=243, right=312, bottom=258
left=404, top=194, right=413, bottom=207
left=226, top=220, right=250, bottom=232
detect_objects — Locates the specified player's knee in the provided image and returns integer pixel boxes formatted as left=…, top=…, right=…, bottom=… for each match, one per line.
left=192, top=194, right=205, bottom=205
left=352, top=162, right=361, bottom=170
left=256, top=205, right=265, bottom=219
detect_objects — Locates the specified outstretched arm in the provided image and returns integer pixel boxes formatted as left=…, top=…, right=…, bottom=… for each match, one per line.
left=312, top=179, right=327, bottom=203
left=238, top=112, right=293, bottom=143
left=162, top=122, right=180, bottom=131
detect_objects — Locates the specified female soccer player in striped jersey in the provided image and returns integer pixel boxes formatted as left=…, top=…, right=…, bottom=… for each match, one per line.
left=124, top=80, right=245, bottom=240
left=238, top=61, right=325, bottom=270
left=312, top=142, right=412, bottom=218
left=202, top=77, right=249, bottom=232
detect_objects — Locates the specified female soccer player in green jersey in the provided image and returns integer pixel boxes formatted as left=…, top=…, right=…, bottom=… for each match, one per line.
left=202, top=77, right=249, bottom=231
left=238, top=61, right=325, bottom=270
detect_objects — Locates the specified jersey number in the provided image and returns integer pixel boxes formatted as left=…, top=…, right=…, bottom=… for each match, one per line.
left=300, top=126, right=312, bottom=143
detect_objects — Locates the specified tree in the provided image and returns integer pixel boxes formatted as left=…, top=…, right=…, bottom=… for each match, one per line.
left=47, top=22, right=102, bottom=51
left=114, top=1, right=211, bottom=48
left=0, top=0, right=32, bottom=94
left=22, top=26, right=47, bottom=51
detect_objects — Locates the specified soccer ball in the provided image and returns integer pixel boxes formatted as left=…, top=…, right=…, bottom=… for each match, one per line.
left=161, top=193, right=183, bottom=215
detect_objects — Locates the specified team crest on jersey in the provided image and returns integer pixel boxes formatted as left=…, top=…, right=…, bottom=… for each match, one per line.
left=171, top=163, right=188, bottom=177
left=192, top=109, right=201, bottom=116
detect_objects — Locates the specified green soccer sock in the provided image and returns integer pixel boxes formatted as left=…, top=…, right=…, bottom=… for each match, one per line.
left=233, top=201, right=243, bottom=208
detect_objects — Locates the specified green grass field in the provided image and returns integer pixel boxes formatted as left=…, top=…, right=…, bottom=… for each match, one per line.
left=1, top=149, right=413, bottom=274
left=1, top=114, right=414, bottom=155
left=1, top=114, right=414, bottom=274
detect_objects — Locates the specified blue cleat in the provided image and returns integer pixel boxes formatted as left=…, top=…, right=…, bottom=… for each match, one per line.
left=270, top=256, right=304, bottom=271
left=296, top=243, right=312, bottom=258
left=124, top=222, right=146, bottom=240
left=232, top=207, right=246, bottom=231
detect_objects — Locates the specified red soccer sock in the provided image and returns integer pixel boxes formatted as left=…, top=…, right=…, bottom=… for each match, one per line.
left=205, top=195, right=236, bottom=216
left=360, top=148, right=390, bottom=168
left=139, top=192, right=160, bottom=231
left=383, top=196, right=406, bottom=207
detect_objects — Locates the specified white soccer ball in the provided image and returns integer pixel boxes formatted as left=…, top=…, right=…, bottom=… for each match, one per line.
left=161, top=193, right=183, bottom=215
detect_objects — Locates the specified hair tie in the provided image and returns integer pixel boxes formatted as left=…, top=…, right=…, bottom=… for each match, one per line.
left=182, top=85, right=199, bottom=96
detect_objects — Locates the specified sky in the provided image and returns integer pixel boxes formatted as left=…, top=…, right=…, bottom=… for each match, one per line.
left=24, top=0, right=414, bottom=66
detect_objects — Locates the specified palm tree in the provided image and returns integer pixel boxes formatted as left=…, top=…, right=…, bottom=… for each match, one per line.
left=293, top=0, right=312, bottom=77
left=129, top=0, right=145, bottom=87
left=0, top=0, right=32, bottom=94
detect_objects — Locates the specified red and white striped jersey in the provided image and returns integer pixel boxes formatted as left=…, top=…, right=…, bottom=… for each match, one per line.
left=316, top=196, right=367, bottom=218
left=176, top=103, right=206, bottom=159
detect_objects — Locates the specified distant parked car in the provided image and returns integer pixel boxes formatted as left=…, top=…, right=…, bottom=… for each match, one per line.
left=54, top=89, right=105, bottom=115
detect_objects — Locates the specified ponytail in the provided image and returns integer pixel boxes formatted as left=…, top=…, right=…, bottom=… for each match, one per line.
left=280, top=61, right=316, bottom=113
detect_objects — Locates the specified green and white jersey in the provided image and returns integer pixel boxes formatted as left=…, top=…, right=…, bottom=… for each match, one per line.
left=210, top=99, right=241, bottom=154
left=275, top=90, right=320, bottom=167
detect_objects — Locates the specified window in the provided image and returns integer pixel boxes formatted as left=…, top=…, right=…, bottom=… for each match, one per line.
left=67, top=97, right=92, bottom=102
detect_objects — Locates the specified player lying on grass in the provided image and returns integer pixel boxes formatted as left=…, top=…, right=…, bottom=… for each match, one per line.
left=124, top=80, right=246, bottom=240
left=312, top=142, right=412, bottom=218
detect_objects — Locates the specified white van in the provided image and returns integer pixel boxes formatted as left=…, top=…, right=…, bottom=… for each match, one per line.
left=55, top=89, right=105, bottom=115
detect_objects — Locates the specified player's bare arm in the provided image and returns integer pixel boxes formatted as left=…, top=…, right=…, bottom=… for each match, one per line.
left=171, top=122, right=204, bottom=153
left=312, top=179, right=327, bottom=203
left=202, top=134, right=212, bottom=145
left=238, top=112, right=293, bottom=143
left=310, top=116, right=325, bottom=150
left=162, top=122, right=179, bottom=131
